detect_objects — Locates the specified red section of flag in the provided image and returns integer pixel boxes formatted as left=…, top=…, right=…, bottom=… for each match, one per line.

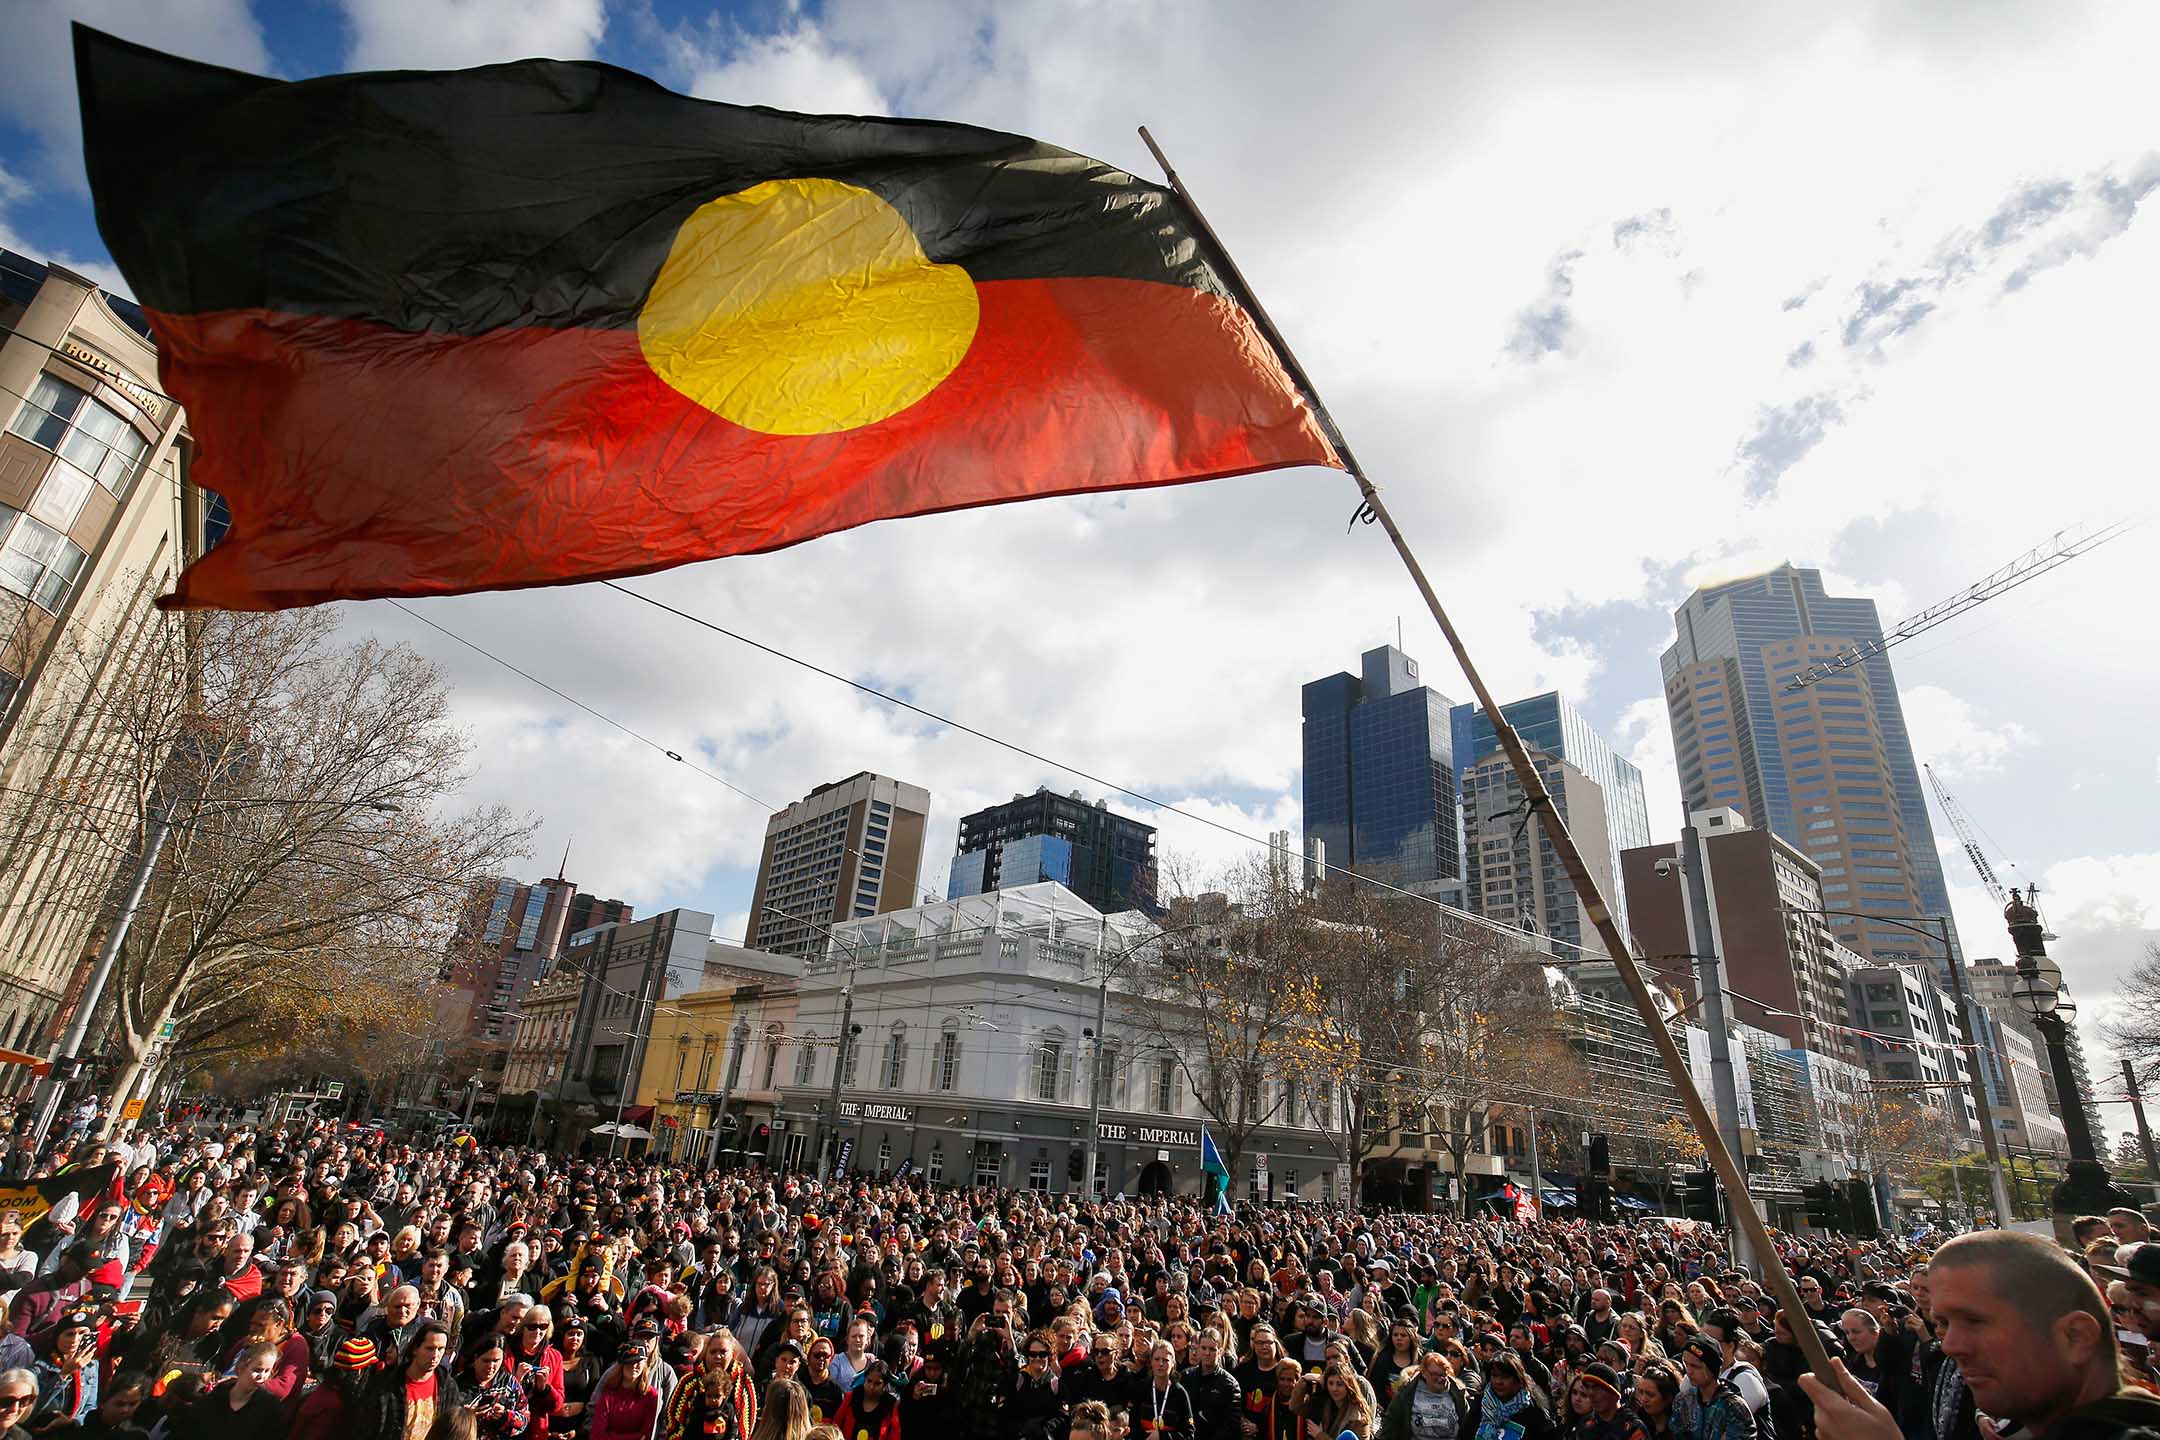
left=151, top=276, right=1334, bottom=610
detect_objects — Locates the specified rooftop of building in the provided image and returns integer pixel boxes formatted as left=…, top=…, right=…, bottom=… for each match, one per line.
left=0, top=248, right=152, bottom=340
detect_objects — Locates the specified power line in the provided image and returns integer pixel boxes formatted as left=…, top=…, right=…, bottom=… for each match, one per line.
left=597, top=579, right=1595, bottom=958
left=384, top=591, right=1597, bottom=966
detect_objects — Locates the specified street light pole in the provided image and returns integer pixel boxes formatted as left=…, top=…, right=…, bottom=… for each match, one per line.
left=1084, top=974, right=1110, bottom=1199
left=822, top=981, right=857, bottom=1180
left=30, top=796, right=173, bottom=1148
left=1676, top=820, right=1748, bottom=1266
left=2004, top=887, right=2121, bottom=1229
left=1082, top=924, right=1205, bottom=1201
left=759, top=905, right=865, bottom=1182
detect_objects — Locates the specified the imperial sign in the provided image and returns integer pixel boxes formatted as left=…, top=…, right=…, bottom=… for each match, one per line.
left=1097, top=1123, right=1199, bottom=1148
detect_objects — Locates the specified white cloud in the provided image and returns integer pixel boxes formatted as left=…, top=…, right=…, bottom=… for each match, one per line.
left=0, top=164, right=129, bottom=293
left=1902, top=684, right=2034, bottom=780
left=0, top=0, right=271, bottom=190
left=340, top=0, right=605, bottom=71
left=667, top=19, right=886, bottom=116
left=39, top=0, right=2117, bottom=975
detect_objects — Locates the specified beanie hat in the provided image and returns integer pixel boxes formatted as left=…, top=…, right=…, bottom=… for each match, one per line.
left=1579, top=1363, right=1623, bottom=1397
left=334, top=1337, right=379, bottom=1370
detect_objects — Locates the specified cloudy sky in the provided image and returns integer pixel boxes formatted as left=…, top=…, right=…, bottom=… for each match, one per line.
left=5, top=1, right=2155, bottom=1139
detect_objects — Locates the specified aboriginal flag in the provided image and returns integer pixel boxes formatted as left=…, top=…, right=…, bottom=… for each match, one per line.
left=74, top=27, right=1339, bottom=611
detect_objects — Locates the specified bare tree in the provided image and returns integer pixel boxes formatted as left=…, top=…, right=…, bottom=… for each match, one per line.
left=1401, top=915, right=1564, bottom=1215
left=2105, top=942, right=2160, bottom=1079
left=1298, top=887, right=1427, bottom=1189
left=2, top=604, right=532, bottom=1122
left=1134, top=853, right=1330, bottom=1179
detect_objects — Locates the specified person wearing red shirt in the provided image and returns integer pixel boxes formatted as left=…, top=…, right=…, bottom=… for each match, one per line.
left=213, top=1232, right=263, bottom=1305
left=509, top=1305, right=566, bottom=1440
left=833, top=1361, right=903, bottom=1440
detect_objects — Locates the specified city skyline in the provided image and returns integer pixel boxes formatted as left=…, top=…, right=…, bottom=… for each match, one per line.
left=0, top=1, right=2147, bottom=1138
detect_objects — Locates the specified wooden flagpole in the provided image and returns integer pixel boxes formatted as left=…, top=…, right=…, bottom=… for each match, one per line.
left=1137, top=125, right=1835, bottom=1376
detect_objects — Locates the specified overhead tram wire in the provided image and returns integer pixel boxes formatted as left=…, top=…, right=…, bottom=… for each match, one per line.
left=596, top=579, right=1635, bottom=958
left=381, top=594, right=1602, bottom=966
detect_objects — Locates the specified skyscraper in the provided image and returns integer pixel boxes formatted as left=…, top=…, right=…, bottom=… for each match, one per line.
left=1460, top=749, right=1614, bottom=959
left=747, top=772, right=930, bottom=958
left=1662, top=565, right=1958, bottom=966
left=946, top=788, right=1157, bottom=913
left=1451, top=692, right=1651, bottom=943
left=1301, top=645, right=1461, bottom=893
left=443, top=875, right=632, bottom=1050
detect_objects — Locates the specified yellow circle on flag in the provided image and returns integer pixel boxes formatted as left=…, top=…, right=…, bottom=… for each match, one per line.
left=638, top=177, right=980, bottom=435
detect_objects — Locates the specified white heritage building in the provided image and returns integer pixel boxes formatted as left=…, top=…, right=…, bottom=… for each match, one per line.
left=776, top=882, right=1348, bottom=1199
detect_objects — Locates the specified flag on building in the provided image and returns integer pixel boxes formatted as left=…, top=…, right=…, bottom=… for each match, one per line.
left=1200, top=1126, right=1232, bottom=1214
left=74, top=27, right=1339, bottom=612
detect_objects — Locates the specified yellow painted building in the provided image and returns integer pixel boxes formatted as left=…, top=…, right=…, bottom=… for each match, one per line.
left=639, top=985, right=740, bottom=1163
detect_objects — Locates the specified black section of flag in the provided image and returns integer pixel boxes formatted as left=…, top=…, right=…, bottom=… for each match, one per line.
left=75, top=25, right=1221, bottom=337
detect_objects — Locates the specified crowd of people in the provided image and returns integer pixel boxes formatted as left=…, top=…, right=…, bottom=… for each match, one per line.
left=0, top=1116, right=2151, bottom=1440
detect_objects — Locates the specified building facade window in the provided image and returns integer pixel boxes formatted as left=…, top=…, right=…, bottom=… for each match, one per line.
left=0, top=510, right=88, bottom=612
left=761, top=1026, right=783, bottom=1088
left=1028, top=1155, right=1051, bottom=1191
left=727, top=1025, right=748, bottom=1088
left=1153, top=1057, right=1176, bottom=1113
left=884, top=1024, right=908, bottom=1089
left=794, top=1037, right=816, bottom=1086
left=926, top=1146, right=944, bottom=1183
left=1035, top=1034, right=1064, bottom=1102
left=937, top=1027, right=961, bottom=1091
left=8, top=374, right=148, bottom=499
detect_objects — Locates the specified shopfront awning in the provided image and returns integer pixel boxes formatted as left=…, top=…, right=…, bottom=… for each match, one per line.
left=621, top=1105, right=654, bottom=1124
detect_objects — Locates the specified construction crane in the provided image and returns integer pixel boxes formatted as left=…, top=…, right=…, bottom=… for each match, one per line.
left=1925, top=763, right=2005, bottom=906
left=1783, top=519, right=2132, bottom=690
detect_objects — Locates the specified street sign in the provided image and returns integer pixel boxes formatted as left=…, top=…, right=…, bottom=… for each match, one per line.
left=325, top=1082, right=344, bottom=1099
left=120, top=1098, right=144, bottom=1121
left=156, top=1021, right=175, bottom=1040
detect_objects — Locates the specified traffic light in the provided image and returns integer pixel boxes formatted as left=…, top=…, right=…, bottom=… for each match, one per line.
left=1678, top=1169, right=1719, bottom=1222
left=1581, top=1177, right=1613, bottom=1222
left=1068, top=1150, right=1086, bottom=1182
left=1801, top=1181, right=1849, bottom=1233
left=1844, top=1178, right=1881, bottom=1239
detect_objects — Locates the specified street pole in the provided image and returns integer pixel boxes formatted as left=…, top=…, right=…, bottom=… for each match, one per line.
left=821, top=980, right=856, bottom=1180
left=2125, top=1059, right=2160, bottom=1190
left=31, top=797, right=174, bottom=1148
left=708, top=1028, right=738, bottom=1171
left=1677, top=820, right=1748, bottom=1268
left=2004, top=887, right=2122, bottom=1232
left=1084, top=972, right=1111, bottom=1199
left=1936, top=916, right=2015, bottom=1226
left=609, top=965, right=659, bottom=1160
left=1525, top=1108, right=1543, bottom=1219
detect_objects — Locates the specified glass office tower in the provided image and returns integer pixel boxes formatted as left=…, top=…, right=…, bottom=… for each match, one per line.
left=1662, top=564, right=1960, bottom=965
left=1451, top=691, right=1651, bottom=944
left=1301, top=646, right=1462, bottom=891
